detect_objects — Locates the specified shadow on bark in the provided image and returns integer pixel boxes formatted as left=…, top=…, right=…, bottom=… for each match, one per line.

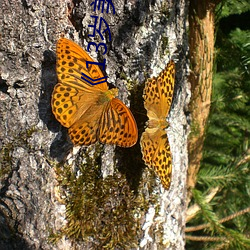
left=0, top=210, right=33, bottom=250
left=116, top=82, right=147, bottom=191
left=39, top=50, right=73, bottom=161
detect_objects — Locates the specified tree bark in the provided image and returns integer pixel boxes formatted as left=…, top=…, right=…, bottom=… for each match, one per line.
left=0, top=0, right=189, bottom=249
left=187, top=0, right=220, bottom=203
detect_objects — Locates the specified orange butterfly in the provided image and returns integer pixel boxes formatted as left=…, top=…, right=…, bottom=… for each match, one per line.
left=140, top=61, right=175, bottom=189
left=51, top=38, right=138, bottom=147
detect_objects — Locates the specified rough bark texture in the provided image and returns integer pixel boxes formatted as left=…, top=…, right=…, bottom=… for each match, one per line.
left=0, top=0, right=189, bottom=249
left=187, top=0, right=219, bottom=203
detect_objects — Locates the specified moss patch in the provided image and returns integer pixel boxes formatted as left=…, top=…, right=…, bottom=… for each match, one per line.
left=51, top=152, right=154, bottom=249
left=0, top=126, right=38, bottom=179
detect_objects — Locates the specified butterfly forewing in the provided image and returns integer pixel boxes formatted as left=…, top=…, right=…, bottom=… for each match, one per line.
left=52, top=83, right=79, bottom=127
left=143, top=60, right=175, bottom=119
left=56, top=38, right=108, bottom=91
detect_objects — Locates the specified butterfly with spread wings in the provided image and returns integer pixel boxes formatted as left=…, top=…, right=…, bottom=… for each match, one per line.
left=140, top=61, right=175, bottom=189
left=51, top=38, right=138, bottom=147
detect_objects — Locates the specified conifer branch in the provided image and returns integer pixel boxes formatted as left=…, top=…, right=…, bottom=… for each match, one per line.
left=236, top=149, right=250, bottom=168
left=185, top=235, right=227, bottom=242
left=186, top=206, right=250, bottom=232
left=186, top=187, right=219, bottom=222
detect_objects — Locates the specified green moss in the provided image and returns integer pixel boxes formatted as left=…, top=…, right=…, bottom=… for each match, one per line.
left=127, top=79, right=139, bottom=91
left=161, top=36, right=169, bottom=57
left=51, top=150, right=156, bottom=248
left=160, top=2, right=170, bottom=17
left=119, top=72, right=138, bottom=91
left=25, top=126, right=38, bottom=138
left=0, top=126, right=38, bottom=178
left=119, top=71, right=127, bottom=80
left=0, top=144, right=12, bottom=178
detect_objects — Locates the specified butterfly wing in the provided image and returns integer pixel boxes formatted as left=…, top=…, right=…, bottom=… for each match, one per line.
left=56, top=38, right=108, bottom=91
left=52, top=83, right=104, bottom=128
left=143, top=60, right=175, bottom=120
left=68, top=100, right=105, bottom=145
left=52, top=38, right=107, bottom=129
left=140, top=128, right=172, bottom=190
left=98, top=98, right=138, bottom=147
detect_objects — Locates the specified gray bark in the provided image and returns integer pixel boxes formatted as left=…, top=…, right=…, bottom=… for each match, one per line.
left=0, top=0, right=189, bottom=249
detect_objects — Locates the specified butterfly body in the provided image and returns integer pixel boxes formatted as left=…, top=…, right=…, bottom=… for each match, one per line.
left=97, top=88, right=118, bottom=104
left=147, top=117, right=169, bottom=130
left=140, top=61, right=175, bottom=190
left=52, top=38, right=138, bottom=147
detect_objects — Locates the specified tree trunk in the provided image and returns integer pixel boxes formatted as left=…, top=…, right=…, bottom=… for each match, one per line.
left=187, top=0, right=220, bottom=203
left=0, top=0, right=189, bottom=249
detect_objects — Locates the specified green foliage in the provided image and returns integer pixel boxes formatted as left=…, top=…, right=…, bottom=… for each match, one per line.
left=187, top=2, right=250, bottom=249
left=218, top=0, right=250, bottom=17
left=197, top=165, right=239, bottom=188
left=192, top=189, right=224, bottom=233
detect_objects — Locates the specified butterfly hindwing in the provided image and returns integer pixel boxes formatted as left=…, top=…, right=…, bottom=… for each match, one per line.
left=141, top=128, right=172, bottom=190
left=68, top=119, right=99, bottom=146
left=98, top=98, right=138, bottom=147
